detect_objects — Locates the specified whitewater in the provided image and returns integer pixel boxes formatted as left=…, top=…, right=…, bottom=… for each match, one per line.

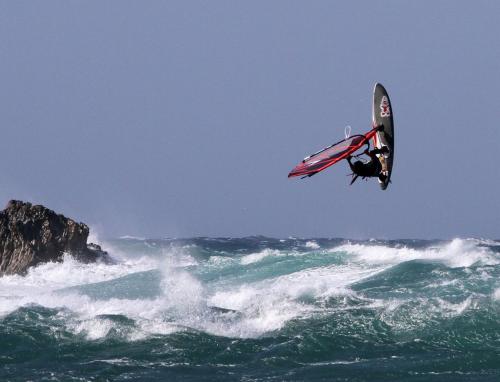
left=1, top=237, right=499, bottom=381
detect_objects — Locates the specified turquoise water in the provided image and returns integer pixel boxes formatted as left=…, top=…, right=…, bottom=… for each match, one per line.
left=1, top=237, right=499, bottom=381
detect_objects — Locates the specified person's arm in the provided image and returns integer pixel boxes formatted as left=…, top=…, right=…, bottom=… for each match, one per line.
left=368, top=150, right=378, bottom=162
left=363, top=147, right=377, bottom=162
left=346, top=155, right=356, bottom=172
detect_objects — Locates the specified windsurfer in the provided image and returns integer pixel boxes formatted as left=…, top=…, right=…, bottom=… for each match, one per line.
left=347, top=146, right=388, bottom=185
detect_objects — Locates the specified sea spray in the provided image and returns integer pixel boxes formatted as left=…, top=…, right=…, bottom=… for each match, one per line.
left=1, top=237, right=499, bottom=381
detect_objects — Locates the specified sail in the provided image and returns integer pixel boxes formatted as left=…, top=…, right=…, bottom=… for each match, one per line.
left=288, top=130, right=376, bottom=178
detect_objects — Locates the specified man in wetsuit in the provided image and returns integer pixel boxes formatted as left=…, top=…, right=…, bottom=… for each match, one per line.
left=347, top=146, right=388, bottom=185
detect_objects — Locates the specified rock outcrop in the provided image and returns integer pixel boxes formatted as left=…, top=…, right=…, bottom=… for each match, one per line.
left=0, top=200, right=110, bottom=276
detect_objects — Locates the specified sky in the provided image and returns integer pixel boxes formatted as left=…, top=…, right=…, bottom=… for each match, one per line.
left=1, top=1, right=499, bottom=239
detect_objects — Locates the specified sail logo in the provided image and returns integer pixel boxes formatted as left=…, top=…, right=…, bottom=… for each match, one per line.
left=380, top=96, right=391, bottom=117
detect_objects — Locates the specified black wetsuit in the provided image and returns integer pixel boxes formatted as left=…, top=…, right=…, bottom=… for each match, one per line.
left=347, top=150, right=381, bottom=177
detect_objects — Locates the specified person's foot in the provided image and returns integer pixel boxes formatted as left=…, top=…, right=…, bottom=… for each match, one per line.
left=378, top=173, right=387, bottom=182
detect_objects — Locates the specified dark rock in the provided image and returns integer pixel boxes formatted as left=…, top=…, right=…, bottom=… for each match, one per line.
left=0, top=200, right=111, bottom=276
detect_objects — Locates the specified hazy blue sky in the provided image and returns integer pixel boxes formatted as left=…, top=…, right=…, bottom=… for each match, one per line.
left=1, top=1, right=499, bottom=239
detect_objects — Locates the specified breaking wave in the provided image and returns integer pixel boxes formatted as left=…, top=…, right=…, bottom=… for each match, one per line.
left=1, top=237, right=499, bottom=381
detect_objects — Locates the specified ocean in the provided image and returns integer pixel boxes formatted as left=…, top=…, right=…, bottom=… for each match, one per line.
left=1, top=237, right=499, bottom=381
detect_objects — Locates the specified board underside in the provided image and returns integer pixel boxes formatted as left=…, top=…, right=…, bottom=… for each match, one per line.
left=372, top=83, right=394, bottom=190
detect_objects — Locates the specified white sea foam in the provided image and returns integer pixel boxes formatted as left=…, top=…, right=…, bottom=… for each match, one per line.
left=0, top=255, right=156, bottom=291
left=436, top=296, right=475, bottom=316
left=240, top=249, right=282, bottom=265
left=0, top=238, right=497, bottom=341
left=0, top=247, right=180, bottom=340
left=305, top=241, right=320, bottom=249
left=335, top=238, right=499, bottom=268
left=0, top=254, right=158, bottom=317
left=378, top=294, right=479, bottom=333
left=119, top=235, right=146, bottom=240
left=72, top=316, right=117, bottom=340
left=493, top=289, right=500, bottom=301
left=163, top=247, right=199, bottom=267
left=206, top=264, right=381, bottom=337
